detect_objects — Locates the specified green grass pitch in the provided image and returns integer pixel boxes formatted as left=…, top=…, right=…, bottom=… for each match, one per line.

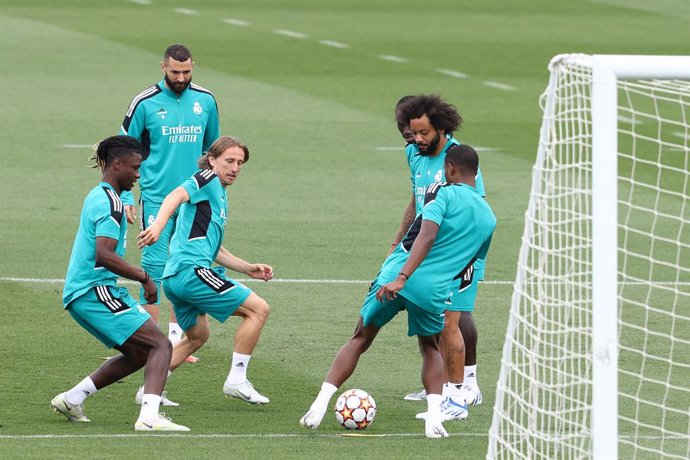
left=0, top=0, right=688, bottom=458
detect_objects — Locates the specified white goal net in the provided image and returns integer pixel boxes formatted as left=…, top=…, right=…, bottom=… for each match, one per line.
left=488, top=54, right=690, bottom=459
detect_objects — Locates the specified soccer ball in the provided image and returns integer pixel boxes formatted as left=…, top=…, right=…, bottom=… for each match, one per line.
left=334, top=389, right=377, bottom=430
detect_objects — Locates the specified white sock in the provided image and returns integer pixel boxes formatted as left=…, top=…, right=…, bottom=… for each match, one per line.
left=464, top=365, right=478, bottom=387
left=426, top=393, right=443, bottom=418
left=314, top=382, right=338, bottom=408
left=65, top=377, right=98, bottom=405
left=226, top=352, right=251, bottom=384
left=139, top=394, right=161, bottom=421
left=168, top=322, right=183, bottom=345
left=444, top=382, right=463, bottom=397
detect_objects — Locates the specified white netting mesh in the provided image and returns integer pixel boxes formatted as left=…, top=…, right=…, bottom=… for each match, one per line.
left=488, top=54, right=690, bottom=460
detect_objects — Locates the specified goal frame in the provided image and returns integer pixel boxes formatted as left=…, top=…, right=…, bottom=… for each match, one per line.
left=489, top=54, right=690, bottom=460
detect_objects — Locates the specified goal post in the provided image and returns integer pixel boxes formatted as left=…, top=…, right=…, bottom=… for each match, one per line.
left=488, top=54, right=690, bottom=460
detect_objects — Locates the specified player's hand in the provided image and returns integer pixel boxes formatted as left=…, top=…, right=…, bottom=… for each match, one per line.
left=125, top=205, right=137, bottom=225
left=142, top=276, right=158, bottom=304
left=376, top=278, right=405, bottom=302
left=137, top=224, right=163, bottom=249
left=247, top=264, right=273, bottom=281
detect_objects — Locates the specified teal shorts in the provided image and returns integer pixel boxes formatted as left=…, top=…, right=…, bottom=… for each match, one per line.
left=139, top=199, right=178, bottom=305
left=162, top=266, right=252, bottom=332
left=67, top=286, right=150, bottom=348
left=445, top=263, right=479, bottom=312
left=360, top=282, right=445, bottom=337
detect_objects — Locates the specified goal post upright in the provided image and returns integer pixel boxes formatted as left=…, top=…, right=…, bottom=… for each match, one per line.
left=591, top=54, right=690, bottom=459
left=590, top=55, right=620, bottom=460
left=488, top=53, right=690, bottom=460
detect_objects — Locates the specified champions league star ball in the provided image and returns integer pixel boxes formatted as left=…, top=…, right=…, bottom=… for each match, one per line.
left=334, top=389, right=377, bottom=430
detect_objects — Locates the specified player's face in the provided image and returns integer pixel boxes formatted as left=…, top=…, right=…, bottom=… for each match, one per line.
left=116, top=152, right=142, bottom=191
left=410, top=115, right=444, bottom=156
left=398, top=124, right=415, bottom=144
left=162, top=57, right=193, bottom=94
left=209, top=146, right=246, bottom=187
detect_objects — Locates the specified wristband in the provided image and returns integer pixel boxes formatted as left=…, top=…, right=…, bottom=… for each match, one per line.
left=142, top=272, right=150, bottom=284
left=399, top=272, right=409, bottom=280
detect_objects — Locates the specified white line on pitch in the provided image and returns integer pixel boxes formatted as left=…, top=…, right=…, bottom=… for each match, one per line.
left=319, top=40, right=349, bottom=49
left=127, top=0, right=151, bottom=4
left=672, top=131, right=688, bottom=140
left=174, top=8, right=199, bottom=15
left=273, top=29, right=308, bottom=39
left=483, top=81, right=517, bottom=91
left=436, top=68, right=468, bottom=79
left=378, top=55, right=408, bottom=63
left=61, top=144, right=94, bottom=149
left=223, top=18, right=251, bottom=26
left=0, top=432, right=682, bottom=440
left=0, top=276, right=514, bottom=286
left=0, top=432, right=488, bottom=439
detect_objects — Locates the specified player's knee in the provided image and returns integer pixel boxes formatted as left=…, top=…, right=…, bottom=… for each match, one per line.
left=162, top=338, right=173, bottom=359
left=441, top=321, right=461, bottom=340
left=251, top=297, right=270, bottom=324
left=459, top=318, right=477, bottom=342
left=419, top=334, right=442, bottom=353
left=350, top=328, right=375, bottom=352
left=187, top=327, right=210, bottom=347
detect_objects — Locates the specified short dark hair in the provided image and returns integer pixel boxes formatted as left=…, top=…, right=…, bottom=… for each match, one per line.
left=395, top=95, right=414, bottom=132
left=164, top=44, right=192, bottom=63
left=397, top=94, right=463, bottom=135
left=92, top=135, right=141, bottom=171
left=198, top=136, right=250, bottom=170
left=445, top=144, right=478, bottom=176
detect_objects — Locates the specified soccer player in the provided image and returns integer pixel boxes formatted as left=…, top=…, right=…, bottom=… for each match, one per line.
left=395, top=95, right=415, bottom=145
left=137, top=136, right=273, bottom=405
left=300, top=145, right=496, bottom=438
left=119, top=44, right=220, bottom=365
left=394, top=94, right=487, bottom=412
left=51, top=135, right=188, bottom=432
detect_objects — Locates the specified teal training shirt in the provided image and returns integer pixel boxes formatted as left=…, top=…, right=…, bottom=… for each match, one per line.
left=405, top=136, right=487, bottom=275
left=381, top=182, right=496, bottom=311
left=120, top=79, right=220, bottom=205
left=163, top=170, right=227, bottom=278
left=406, top=136, right=486, bottom=214
left=63, top=182, right=127, bottom=307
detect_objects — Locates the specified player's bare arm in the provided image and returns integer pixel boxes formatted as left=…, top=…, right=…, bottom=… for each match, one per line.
left=377, top=220, right=439, bottom=301
left=95, top=236, right=157, bottom=304
left=124, top=205, right=137, bottom=224
left=137, top=187, right=190, bottom=248
left=387, top=195, right=416, bottom=256
left=216, top=246, right=273, bottom=281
